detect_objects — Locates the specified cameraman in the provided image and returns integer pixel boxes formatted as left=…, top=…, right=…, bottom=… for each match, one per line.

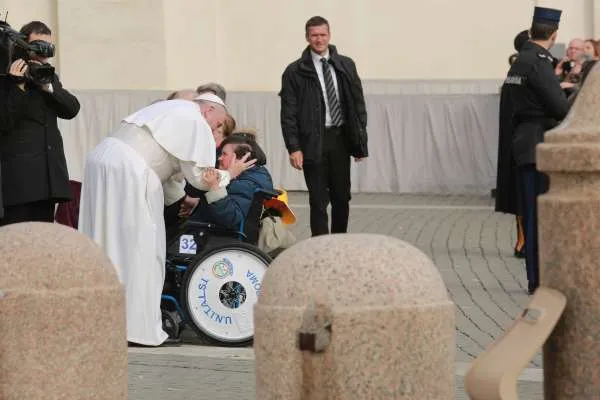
left=0, top=21, right=80, bottom=226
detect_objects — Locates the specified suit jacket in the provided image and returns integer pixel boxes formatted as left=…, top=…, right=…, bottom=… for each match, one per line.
left=279, top=45, right=368, bottom=162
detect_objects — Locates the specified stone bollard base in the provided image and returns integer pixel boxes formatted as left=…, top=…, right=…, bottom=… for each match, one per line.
left=0, top=222, right=127, bottom=400
left=254, top=234, right=456, bottom=400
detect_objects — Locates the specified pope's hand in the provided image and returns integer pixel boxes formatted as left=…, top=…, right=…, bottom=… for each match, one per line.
left=202, top=168, right=221, bottom=190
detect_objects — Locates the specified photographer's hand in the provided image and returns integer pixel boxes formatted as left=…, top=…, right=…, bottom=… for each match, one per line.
left=8, top=59, right=27, bottom=91
left=554, top=58, right=568, bottom=77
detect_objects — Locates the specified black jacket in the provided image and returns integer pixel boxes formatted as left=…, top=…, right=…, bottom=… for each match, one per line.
left=495, top=41, right=569, bottom=214
left=0, top=163, right=3, bottom=218
left=0, top=74, right=80, bottom=206
left=279, top=45, right=368, bottom=162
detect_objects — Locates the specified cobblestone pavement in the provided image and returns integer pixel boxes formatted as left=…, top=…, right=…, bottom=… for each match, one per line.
left=129, top=193, right=544, bottom=399
left=286, top=192, right=540, bottom=367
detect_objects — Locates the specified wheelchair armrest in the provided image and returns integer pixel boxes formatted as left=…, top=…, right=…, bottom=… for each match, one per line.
left=178, top=220, right=248, bottom=241
left=181, top=220, right=218, bottom=231
left=254, top=188, right=282, bottom=200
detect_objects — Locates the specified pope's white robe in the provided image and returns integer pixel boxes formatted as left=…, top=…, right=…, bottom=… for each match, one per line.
left=79, top=100, right=228, bottom=346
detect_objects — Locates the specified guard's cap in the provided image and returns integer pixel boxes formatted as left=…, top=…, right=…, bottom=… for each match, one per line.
left=533, top=7, right=562, bottom=25
left=194, top=92, right=226, bottom=109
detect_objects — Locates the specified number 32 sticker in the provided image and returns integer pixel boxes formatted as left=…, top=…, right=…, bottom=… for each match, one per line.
left=179, top=234, right=197, bottom=254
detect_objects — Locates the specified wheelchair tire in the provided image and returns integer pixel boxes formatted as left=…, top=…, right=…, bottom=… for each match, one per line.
left=162, top=309, right=183, bottom=340
left=181, top=242, right=271, bottom=346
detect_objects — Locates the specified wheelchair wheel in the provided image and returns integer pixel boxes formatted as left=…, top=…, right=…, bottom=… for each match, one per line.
left=162, top=309, right=183, bottom=339
left=181, top=242, right=271, bottom=346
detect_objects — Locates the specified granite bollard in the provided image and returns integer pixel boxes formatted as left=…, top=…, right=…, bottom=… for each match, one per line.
left=537, top=62, right=600, bottom=398
left=254, top=233, right=455, bottom=399
left=0, top=222, right=127, bottom=399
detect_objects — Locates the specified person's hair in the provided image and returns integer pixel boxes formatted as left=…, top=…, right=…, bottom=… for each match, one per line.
left=220, top=135, right=256, bottom=160
left=585, top=38, right=600, bottom=57
left=530, top=22, right=558, bottom=41
left=514, top=30, right=530, bottom=52
left=165, top=89, right=196, bottom=100
left=305, top=16, right=329, bottom=36
left=508, top=53, right=518, bottom=66
left=20, top=21, right=51, bottom=39
left=231, top=127, right=257, bottom=139
left=220, top=129, right=267, bottom=165
left=222, top=114, right=236, bottom=138
left=196, top=82, right=227, bottom=102
left=232, top=143, right=254, bottom=160
left=221, top=132, right=256, bottom=147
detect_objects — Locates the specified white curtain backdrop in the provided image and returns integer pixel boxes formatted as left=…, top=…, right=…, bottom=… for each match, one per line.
left=58, top=80, right=502, bottom=194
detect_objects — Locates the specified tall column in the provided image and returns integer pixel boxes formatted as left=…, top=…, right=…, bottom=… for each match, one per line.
left=537, top=62, right=600, bottom=399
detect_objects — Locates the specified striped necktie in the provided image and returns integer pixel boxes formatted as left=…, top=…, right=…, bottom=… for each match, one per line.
left=321, top=57, right=343, bottom=126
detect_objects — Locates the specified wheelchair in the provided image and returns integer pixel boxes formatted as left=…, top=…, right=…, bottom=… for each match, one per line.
left=160, top=188, right=283, bottom=346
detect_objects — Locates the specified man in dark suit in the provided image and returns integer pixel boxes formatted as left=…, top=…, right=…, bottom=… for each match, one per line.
left=0, top=21, right=80, bottom=226
left=279, top=16, right=368, bottom=236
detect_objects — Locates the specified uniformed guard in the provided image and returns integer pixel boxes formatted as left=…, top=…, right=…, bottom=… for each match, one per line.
left=497, top=6, right=570, bottom=295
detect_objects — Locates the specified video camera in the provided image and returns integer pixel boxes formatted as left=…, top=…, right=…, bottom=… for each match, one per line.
left=0, top=20, right=55, bottom=84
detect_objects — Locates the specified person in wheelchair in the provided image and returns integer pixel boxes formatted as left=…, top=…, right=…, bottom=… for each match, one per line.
left=183, top=134, right=274, bottom=230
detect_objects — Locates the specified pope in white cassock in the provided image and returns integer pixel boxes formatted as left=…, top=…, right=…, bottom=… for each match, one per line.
left=79, top=93, right=247, bottom=346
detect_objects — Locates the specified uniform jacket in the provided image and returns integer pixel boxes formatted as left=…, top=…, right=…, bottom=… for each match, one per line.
left=495, top=41, right=569, bottom=214
left=279, top=45, right=368, bottom=162
left=0, top=74, right=80, bottom=206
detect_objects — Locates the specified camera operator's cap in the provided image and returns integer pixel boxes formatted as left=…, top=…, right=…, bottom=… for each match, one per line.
left=194, top=92, right=227, bottom=109
left=532, top=6, right=562, bottom=25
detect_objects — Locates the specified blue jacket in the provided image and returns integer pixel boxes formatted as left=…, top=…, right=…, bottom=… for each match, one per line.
left=192, top=165, right=273, bottom=230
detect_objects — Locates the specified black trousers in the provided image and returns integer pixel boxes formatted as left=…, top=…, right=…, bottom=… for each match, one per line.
left=519, top=164, right=549, bottom=292
left=0, top=200, right=56, bottom=226
left=303, top=127, right=351, bottom=236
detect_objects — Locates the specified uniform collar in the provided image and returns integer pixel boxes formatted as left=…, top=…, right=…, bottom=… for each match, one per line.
left=522, top=41, right=553, bottom=57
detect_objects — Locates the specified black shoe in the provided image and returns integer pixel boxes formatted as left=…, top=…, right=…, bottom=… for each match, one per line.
left=528, top=283, right=539, bottom=296
left=514, top=248, right=526, bottom=259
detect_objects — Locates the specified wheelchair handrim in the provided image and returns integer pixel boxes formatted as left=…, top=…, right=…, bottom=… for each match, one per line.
left=183, top=245, right=270, bottom=343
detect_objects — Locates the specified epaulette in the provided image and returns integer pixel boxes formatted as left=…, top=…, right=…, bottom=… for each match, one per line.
left=537, top=53, right=552, bottom=62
